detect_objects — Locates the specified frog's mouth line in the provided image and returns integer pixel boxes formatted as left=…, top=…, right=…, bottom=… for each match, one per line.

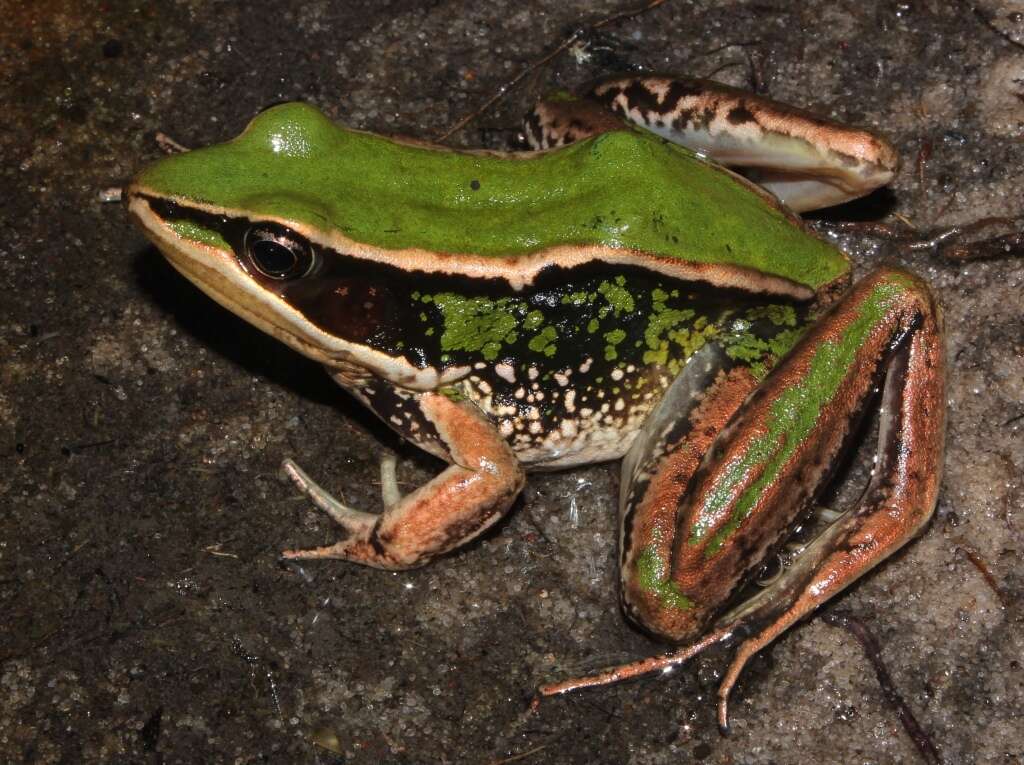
left=127, top=192, right=468, bottom=391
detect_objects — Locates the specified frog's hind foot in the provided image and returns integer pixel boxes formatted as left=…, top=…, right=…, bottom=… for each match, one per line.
left=281, top=456, right=418, bottom=567
left=282, top=458, right=381, bottom=535
left=534, top=625, right=734, bottom=708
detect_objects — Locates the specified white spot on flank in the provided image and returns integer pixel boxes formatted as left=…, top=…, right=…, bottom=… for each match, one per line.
left=614, top=398, right=625, bottom=412
left=564, top=390, right=577, bottom=413
left=579, top=357, right=593, bottom=373
left=554, top=372, right=569, bottom=387
left=514, top=387, right=526, bottom=400
left=499, top=420, right=514, bottom=437
left=495, top=362, right=516, bottom=383
left=611, top=368, right=624, bottom=381
left=528, top=365, right=539, bottom=380
left=560, top=419, right=578, bottom=437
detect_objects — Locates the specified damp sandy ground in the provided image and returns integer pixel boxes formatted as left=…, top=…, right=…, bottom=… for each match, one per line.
left=2, top=1, right=1022, bottom=762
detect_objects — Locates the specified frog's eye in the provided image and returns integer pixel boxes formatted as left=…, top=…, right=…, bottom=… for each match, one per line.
left=243, top=223, right=317, bottom=280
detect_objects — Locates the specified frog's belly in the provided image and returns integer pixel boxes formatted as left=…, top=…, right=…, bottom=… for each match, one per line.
left=331, top=364, right=669, bottom=469
left=463, top=374, right=664, bottom=470
left=507, top=426, right=641, bottom=470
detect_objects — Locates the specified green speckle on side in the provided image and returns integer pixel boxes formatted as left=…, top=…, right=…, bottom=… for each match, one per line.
left=604, top=328, right=627, bottom=361
left=431, top=293, right=520, bottom=361
left=134, top=102, right=848, bottom=291
left=597, top=279, right=635, bottom=316
left=438, top=385, right=466, bottom=402
left=642, top=302, right=704, bottom=365
left=167, top=220, right=227, bottom=249
left=523, top=310, right=545, bottom=331
left=561, top=290, right=589, bottom=306
left=690, top=280, right=906, bottom=555
left=636, top=545, right=694, bottom=611
left=746, top=304, right=798, bottom=327
left=527, top=325, right=558, bottom=356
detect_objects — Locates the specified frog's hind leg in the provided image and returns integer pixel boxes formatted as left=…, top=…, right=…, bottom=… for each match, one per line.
left=707, top=271, right=944, bottom=729
left=583, top=75, right=900, bottom=213
left=540, top=268, right=944, bottom=731
left=282, top=392, right=525, bottom=570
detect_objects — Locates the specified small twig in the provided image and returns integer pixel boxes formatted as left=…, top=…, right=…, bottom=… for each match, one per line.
left=489, top=744, right=549, bottom=765
left=823, top=612, right=942, bottom=765
left=98, top=186, right=123, bottom=203
left=203, top=544, right=240, bottom=559
left=915, top=140, right=932, bottom=195
left=698, top=40, right=762, bottom=91
left=62, top=439, right=116, bottom=455
left=434, top=0, right=669, bottom=143
left=954, top=542, right=1006, bottom=607
left=155, top=131, right=189, bottom=154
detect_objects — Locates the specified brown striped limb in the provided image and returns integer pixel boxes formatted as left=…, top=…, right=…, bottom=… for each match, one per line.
left=540, top=267, right=945, bottom=732
left=533, top=625, right=734, bottom=707
left=282, top=392, right=525, bottom=569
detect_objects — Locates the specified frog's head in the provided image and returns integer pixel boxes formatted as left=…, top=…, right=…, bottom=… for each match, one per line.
left=127, top=103, right=462, bottom=389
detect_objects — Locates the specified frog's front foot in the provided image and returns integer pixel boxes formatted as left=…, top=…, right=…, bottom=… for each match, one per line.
left=280, top=393, right=525, bottom=570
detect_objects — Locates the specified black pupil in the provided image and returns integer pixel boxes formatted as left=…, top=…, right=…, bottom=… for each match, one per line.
left=251, top=238, right=299, bottom=277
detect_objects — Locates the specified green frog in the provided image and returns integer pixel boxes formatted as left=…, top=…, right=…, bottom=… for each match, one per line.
left=126, top=75, right=944, bottom=729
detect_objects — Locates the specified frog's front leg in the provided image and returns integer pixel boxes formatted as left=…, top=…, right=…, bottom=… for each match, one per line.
left=544, top=267, right=944, bottom=729
left=282, top=392, right=525, bottom=569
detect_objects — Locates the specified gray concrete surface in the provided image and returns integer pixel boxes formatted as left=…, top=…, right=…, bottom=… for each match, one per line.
left=2, top=1, right=1022, bottom=762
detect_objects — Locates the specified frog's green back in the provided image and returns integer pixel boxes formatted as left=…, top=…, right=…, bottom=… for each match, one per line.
left=134, top=102, right=848, bottom=292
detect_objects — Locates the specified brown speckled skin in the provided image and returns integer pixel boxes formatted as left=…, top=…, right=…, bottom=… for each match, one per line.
left=587, top=74, right=898, bottom=170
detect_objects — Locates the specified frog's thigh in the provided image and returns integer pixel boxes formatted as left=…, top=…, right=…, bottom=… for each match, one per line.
left=283, top=393, right=525, bottom=569
left=619, top=344, right=760, bottom=640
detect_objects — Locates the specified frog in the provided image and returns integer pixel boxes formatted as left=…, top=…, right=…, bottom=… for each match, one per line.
left=125, top=74, right=944, bottom=730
